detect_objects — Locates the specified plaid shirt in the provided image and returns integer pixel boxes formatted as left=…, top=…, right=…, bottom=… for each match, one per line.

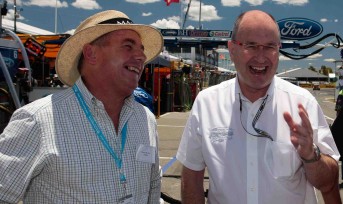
left=0, top=78, right=160, bottom=203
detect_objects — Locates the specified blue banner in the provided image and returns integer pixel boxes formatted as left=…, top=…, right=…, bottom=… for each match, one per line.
left=0, top=46, right=19, bottom=81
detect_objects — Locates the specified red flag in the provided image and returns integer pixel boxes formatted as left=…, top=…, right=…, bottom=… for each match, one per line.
left=165, top=0, right=179, bottom=6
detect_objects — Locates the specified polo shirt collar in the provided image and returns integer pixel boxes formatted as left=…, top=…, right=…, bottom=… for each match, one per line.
left=74, top=77, right=136, bottom=111
left=234, top=76, right=276, bottom=102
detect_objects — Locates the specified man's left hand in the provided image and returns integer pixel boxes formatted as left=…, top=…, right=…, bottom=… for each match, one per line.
left=283, top=104, right=314, bottom=160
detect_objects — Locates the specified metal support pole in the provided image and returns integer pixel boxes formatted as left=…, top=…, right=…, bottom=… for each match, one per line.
left=199, top=0, right=201, bottom=29
left=0, top=3, right=3, bottom=35
left=13, top=0, right=16, bottom=33
left=5, top=29, right=32, bottom=87
left=55, top=0, right=58, bottom=33
left=0, top=53, right=21, bottom=108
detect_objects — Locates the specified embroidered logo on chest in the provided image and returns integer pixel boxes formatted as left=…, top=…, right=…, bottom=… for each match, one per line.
left=209, top=127, right=233, bottom=143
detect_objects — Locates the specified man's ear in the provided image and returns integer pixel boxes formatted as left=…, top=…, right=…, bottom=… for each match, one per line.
left=228, top=41, right=236, bottom=59
left=82, top=44, right=97, bottom=64
left=228, top=41, right=235, bottom=54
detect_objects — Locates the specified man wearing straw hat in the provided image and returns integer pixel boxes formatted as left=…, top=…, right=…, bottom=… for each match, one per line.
left=0, top=10, right=163, bottom=203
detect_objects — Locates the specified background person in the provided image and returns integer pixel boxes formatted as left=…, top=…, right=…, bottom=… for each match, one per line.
left=176, top=10, right=341, bottom=204
left=331, top=109, right=343, bottom=188
left=336, top=89, right=343, bottom=116
left=337, top=66, right=343, bottom=91
left=0, top=10, right=163, bottom=203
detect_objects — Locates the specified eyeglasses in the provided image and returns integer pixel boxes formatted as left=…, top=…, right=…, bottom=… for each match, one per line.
left=239, top=94, right=274, bottom=141
left=232, top=40, right=281, bottom=55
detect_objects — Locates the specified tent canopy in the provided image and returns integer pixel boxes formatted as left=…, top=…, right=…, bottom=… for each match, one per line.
left=148, top=54, right=171, bottom=67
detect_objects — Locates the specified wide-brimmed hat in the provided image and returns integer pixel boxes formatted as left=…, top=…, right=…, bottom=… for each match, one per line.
left=55, top=10, right=164, bottom=86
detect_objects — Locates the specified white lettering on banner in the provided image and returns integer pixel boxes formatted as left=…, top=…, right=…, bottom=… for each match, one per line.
left=280, top=21, right=312, bottom=37
left=178, top=30, right=189, bottom=36
left=209, top=31, right=230, bottom=37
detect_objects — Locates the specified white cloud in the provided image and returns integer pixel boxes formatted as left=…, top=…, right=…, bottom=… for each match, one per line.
left=168, top=16, right=181, bottom=23
left=320, top=18, right=340, bottom=23
left=320, top=18, right=328, bottom=23
left=182, top=0, right=191, bottom=5
left=65, top=29, right=76, bottom=35
left=221, top=0, right=308, bottom=6
left=142, top=12, right=152, bottom=17
left=280, top=52, right=323, bottom=61
left=3, top=9, right=25, bottom=21
left=72, top=0, right=101, bottom=10
left=307, top=53, right=322, bottom=59
left=324, top=58, right=337, bottom=62
left=7, top=0, right=23, bottom=6
left=126, top=0, right=159, bottom=3
left=272, top=0, right=308, bottom=5
left=22, top=0, right=68, bottom=8
left=187, top=2, right=222, bottom=22
left=245, top=0, right=264, bottom=6
left=221, top=0, right=241, bottom=7
left=151, top=18, right=180, bottom=29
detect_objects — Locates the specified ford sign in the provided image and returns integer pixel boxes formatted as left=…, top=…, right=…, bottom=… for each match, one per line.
left=277, top=18, right=323, bottom=41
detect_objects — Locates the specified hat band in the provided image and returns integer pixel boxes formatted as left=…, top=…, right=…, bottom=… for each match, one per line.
left=99, top=17, right=133, bottom=25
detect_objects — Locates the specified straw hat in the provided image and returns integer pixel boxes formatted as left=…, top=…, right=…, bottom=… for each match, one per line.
left=55, top=10, right=164, bottom=86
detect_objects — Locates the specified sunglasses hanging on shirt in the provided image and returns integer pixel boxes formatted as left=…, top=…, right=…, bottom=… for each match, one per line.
left=239, top=93, right=274, bottom=141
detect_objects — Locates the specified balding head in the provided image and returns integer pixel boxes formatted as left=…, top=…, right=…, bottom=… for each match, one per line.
left=231, top=10, right=280, bottom=41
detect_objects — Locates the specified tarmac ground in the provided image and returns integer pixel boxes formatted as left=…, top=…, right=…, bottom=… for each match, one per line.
left=158, top=88, right=342, bottom=204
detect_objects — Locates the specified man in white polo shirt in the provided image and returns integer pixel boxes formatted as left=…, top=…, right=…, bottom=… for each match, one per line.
left=177, top=10, right=341, bottom=204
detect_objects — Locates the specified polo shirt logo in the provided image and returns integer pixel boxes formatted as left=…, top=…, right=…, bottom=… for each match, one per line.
left=209, top=127, right=232, bottom=143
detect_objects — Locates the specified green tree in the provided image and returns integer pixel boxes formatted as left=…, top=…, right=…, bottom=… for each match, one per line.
left=308, top=66, right=316, bottom=72
left=319, top=65, right=333, bottom=76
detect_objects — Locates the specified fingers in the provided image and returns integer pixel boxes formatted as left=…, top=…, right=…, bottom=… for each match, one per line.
left=283, top=111, right=299, bottom=147
left=283, top=111, right=295, bottom=131
left=283, top=104, right=312, bottom=140
left=283, top=104, right=314, bottom=157
left=298, top=104, right=312, bottom=132
left=296, top=104, right=313, bottom=143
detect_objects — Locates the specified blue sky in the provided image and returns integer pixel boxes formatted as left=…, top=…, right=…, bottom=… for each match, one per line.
left=3, top=0, right=343, bottom=73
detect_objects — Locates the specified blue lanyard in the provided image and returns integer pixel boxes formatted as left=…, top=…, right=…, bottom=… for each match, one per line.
left=72, top=85, right=128, bottom=184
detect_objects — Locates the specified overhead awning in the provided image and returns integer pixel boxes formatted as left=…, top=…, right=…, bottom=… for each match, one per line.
left=148, top=54, right=171, bottom=67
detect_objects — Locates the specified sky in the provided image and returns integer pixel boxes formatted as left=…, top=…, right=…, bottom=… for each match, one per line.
left=2, top=0, right=343, bottom=73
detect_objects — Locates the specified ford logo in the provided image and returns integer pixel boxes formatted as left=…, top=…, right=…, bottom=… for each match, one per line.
left=4, top=57, right=15, bottom=68
left=277, top=18, right=323, bottom=41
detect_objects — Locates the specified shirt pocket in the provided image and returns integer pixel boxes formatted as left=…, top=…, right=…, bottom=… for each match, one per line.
left=264, top=140, right=302, bottom=180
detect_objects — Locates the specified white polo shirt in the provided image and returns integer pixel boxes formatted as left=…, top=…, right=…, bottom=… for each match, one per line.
left=177, top=76, right=339, bottom=204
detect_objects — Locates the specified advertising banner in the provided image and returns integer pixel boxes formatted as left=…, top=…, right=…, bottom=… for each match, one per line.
left=160, top=29, right=232, bottom=38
